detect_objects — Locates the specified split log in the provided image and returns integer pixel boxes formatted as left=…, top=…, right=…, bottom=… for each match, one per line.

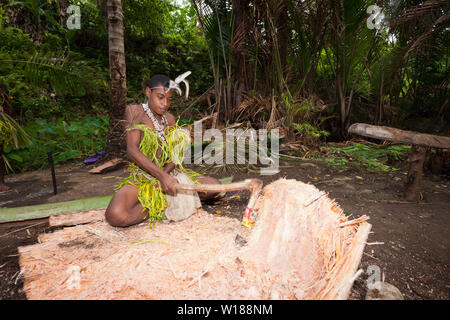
left=348, top=123, right=450, bottom=149
left=38, top=226, right=91, bottom=244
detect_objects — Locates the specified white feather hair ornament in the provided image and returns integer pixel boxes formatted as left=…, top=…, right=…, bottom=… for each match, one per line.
left=168, top=71, right=191, bottom=99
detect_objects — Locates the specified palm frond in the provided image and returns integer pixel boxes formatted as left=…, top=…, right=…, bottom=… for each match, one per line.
left=25, top=52, right=87, bottom=96
left=389, top=0, right=450, bottom=29
left=2, top=52, right=90, bottom=96
left=0, top=111, right=32, bottom=150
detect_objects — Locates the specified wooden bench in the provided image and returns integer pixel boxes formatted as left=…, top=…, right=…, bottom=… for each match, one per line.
left=348, top=123, right=450, bottom=201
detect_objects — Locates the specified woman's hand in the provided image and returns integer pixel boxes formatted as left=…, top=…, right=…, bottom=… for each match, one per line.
left=159, top=172, right=178, bottom=196
left=163, top=162, right=175, bottom=174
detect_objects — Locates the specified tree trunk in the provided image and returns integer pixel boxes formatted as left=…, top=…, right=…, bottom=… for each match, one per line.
left=105, top=0, right=127, bottom=157
left=0, top=148, right=6, bottom=185
left=337, top=77, right=347, bottom=138
left=231, top=0, right=250, bottom=116
left=57, top=0, right=71, bottom=26
left=276, top=3, right=288, bottom=77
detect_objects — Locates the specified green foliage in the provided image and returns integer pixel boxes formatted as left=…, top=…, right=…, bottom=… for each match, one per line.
left=325, top=157, right=349, bottom=171
left=282, top=92, right=330, bottom=140
left=0, top=24, right=108, bottom=123
left=293, top=122, right=330, bottom=139
left=325, top=143, right=411, bottom=173
left=4, top=116, right=109, bottom=172
left=0, top=26, right=36, bottom=53
left=1, top=0, right=447, bottom=176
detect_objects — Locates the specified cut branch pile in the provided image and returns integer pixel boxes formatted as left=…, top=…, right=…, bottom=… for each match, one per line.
left=18, top=179, right=371, bottom=300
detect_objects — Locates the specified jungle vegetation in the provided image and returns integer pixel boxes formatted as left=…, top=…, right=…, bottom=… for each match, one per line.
left=0, top=0, right=448, bottom=172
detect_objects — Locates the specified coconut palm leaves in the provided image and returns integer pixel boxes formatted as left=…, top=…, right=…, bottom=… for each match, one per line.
left=24, top=52, right=88, bottom=96
left=377, top=0, right=450, bottom=125
left=324, top=0, right=385, bottom=136
left=0, top=111, right=31, bottom=150
left=192, top=0, right=235, bottom=122
left=0, top=109, right=32, bottom=171
left=2, top=52, right=91, bottom=96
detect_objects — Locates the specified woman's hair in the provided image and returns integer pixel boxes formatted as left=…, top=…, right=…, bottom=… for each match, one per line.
left=142, top=74, right=170, bottom=93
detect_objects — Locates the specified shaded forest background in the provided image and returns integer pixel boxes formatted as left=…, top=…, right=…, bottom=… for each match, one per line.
left=0, top=0, right=448, bottom=172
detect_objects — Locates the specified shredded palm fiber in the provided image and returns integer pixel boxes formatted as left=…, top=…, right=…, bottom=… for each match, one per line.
left=19, top=179, right=370, bottom=300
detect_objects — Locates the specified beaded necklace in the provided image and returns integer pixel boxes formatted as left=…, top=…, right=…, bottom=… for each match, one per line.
left=142, top=102, right=168, bottom=143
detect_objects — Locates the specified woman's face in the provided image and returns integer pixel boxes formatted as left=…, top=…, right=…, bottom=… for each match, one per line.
left=146, top=86, right=172, bottom=116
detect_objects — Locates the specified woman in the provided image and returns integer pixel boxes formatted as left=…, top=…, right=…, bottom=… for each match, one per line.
left=105, top=74, right=220, bottom=227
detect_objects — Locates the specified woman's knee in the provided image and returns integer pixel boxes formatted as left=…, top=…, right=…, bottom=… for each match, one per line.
left=105, top=205, right=128, bottom=227
left=105, top=185, right=139, bottom=227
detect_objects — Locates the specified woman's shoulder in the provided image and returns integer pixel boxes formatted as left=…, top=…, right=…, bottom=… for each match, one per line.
left=165, top=112, right=177, bottom=126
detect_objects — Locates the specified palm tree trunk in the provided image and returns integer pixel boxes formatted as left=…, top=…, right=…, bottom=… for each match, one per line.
left=57, top=0, right=70, bottom=26
left=276, top=2, right=288, bottom=76
left=105, top=0, right=127, bottom=157
left=231, top=0, right=250, bottom=116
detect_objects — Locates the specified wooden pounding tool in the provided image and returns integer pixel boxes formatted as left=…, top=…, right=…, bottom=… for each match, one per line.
left=174, top=178, right=263, bottom=211
left=174, top=179, right=263, bottom=243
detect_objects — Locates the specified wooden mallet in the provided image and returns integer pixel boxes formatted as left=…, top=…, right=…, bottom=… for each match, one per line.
left=174, top=178, right=263, bottom=225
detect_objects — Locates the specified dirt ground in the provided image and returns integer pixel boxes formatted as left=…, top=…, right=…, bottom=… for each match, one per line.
left=0, top=156, right=449, bottom=300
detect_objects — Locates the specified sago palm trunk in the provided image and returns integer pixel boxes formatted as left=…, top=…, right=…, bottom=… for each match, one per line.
left=106, top=0, right=127, bottom=157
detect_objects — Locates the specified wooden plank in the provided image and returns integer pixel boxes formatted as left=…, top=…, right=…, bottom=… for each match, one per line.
left=0, top=195, right=112, bottom=224
left=38, top=226, right=91, bottom=244
left=348, top=123, right=450, bottom=149
left=88, top=158, right=127, bottom=174
left=49, top=209, right=105, bottom=227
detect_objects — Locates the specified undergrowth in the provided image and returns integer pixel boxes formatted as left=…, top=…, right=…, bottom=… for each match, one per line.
left=4, top=116, right=109, bottom=172
left=323, top=143, right=411, bottom=172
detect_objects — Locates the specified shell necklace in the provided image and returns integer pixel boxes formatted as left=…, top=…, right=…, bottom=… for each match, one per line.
left=142, top=102, right=168, bottom=143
